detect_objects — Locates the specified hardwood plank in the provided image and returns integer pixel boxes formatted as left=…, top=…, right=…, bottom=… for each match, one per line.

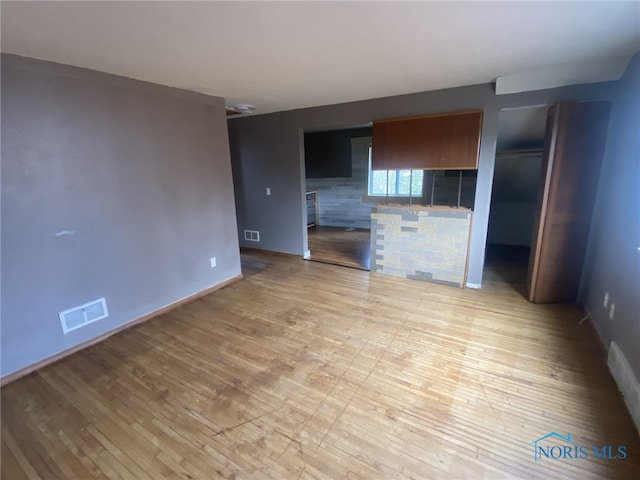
left=307, top=226, right=370, bottom=270
left=2, top=251, right=639, bottom=479
left=1, top=429, right=40, bottom=480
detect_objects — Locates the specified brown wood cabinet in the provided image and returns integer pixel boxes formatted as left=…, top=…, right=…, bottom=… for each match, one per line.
left=371, top=110, right=482, bottom=170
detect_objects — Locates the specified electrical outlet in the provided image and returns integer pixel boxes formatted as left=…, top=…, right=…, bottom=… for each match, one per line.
left=210, top=257, right=217, bottom=268
left=609, top=303, right=615, bottom=320
left=603, top=292, right=609, bottom=308
left=266, top=187, right=271, bottom=196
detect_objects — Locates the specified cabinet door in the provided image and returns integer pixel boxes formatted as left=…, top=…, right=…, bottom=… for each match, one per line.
left=372, top=110, right=481, bottom=170
left=371, top=122, right=388, bottom=170
left=374, top=116, right=442, bottom=170
left=527, top=102, right=610, bottom=303
left=440, top=111, right=482, bottom=169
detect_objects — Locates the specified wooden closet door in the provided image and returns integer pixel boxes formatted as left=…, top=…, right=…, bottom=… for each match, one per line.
left=527, top=102, right=611, bottom=304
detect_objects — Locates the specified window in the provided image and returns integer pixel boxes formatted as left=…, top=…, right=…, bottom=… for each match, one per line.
left=369, top=170, right=424, bottom=196
left=367, top=147, right=424, bottom=197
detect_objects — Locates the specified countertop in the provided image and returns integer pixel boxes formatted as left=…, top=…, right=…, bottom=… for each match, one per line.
left=373, top=203, right=472, bottom=213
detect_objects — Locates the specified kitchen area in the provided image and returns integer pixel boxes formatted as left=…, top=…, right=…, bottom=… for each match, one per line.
left=367, top=109, right=481, bottom=288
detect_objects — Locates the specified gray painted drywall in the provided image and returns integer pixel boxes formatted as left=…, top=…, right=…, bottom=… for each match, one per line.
left=306, top=137, right=376, bottom=229
left=229, top=77, right=618, bottom=287
left=496, top=105, right=547, bottom=151
left=1, top=54, right=241, bottom=378
left=488, top=153, right=542, bottom=246
left=488, top=106, right=547, bottom=247
left=581, top=52, right=640, bottom=379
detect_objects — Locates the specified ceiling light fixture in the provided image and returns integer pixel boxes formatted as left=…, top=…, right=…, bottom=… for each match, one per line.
left=226, top=103, right=256, bottom=114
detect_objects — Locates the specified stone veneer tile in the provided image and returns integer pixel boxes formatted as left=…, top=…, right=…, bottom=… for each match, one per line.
left=426, top=211, right=469, bottom=219
left=370, top=208, right=472, bottom=288
left=400, top=211, right=419, bottom=222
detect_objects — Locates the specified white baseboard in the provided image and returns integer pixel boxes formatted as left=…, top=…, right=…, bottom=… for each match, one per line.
left=608, top=341, right=640, bottom=434
left=466, top=282, right=481, bottom=289
left=303, top=249, right=311, bottom=259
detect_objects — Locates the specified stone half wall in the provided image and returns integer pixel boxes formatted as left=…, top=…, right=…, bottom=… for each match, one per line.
left=370, top=207, right=473, bottom=288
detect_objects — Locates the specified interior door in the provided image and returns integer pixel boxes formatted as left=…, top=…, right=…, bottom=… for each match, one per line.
left=527, top=102, right=611, bottom=303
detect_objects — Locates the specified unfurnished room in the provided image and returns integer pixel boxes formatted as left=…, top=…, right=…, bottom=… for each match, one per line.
left=1, top=2, right=639, bottom=479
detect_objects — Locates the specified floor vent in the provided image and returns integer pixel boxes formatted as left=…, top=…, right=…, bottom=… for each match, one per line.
left=244, top=230, right=260, bottom=242
left=608, top=341, right=640, bottom=434
left=59, top=298, right=109, bottom=334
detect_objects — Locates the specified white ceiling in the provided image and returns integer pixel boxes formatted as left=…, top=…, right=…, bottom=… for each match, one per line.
left=2, top=1, right=639, bottom=115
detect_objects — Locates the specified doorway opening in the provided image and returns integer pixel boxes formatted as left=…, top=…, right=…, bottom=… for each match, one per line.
left=487, top=102, right=611, bottom=303
left=485, top=106, right=548, bottom=295
left=303, top=126, right=373, bottom=270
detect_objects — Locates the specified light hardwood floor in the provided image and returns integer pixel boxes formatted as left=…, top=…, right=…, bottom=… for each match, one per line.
left=307, top=226, right=370, bottom=270
left=2, top=251, right=639, bottom=479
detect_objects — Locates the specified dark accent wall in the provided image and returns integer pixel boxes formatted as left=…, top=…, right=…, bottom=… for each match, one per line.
left=228, top=77, right=618, bottom=285
left=304, top=127, right=371, bottom=178
left=306, top=137, right=375, bottom=229
left=582, top=53, right=640, bottom=378
left=1, top=54, right=241, bottom=377
left=488, top=153, right=542, bottom=246
left=429, top=171, right=477, bottom=209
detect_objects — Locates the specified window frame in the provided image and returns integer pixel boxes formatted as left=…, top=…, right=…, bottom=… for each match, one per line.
left=364, top=146, right=424, bottom=201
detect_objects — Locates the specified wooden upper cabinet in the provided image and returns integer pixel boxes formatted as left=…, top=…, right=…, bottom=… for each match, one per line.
left=371, top=110, right=482, bottom=170
left=371, top=122, right=388, bottom=170
left=439, top=112, right=483, bottom=169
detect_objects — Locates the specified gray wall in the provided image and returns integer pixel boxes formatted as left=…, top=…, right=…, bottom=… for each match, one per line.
left=488, top=153, right=542, bottom=246
left=306, top=137, right=375, bottom=229
left=488, top=106, right=547, bottom=247
left=582, top=53, right=640, bottom=378
left=229, top=77, right=618, bottom=286
left=1, top=54, right=241, bottom=378
left=495, top=106, right=547, bottom=151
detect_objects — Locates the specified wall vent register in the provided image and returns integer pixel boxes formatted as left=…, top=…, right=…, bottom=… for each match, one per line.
left=59, top=298, right=109, bottom=334
left=244, top=230, right=260, bottom=242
